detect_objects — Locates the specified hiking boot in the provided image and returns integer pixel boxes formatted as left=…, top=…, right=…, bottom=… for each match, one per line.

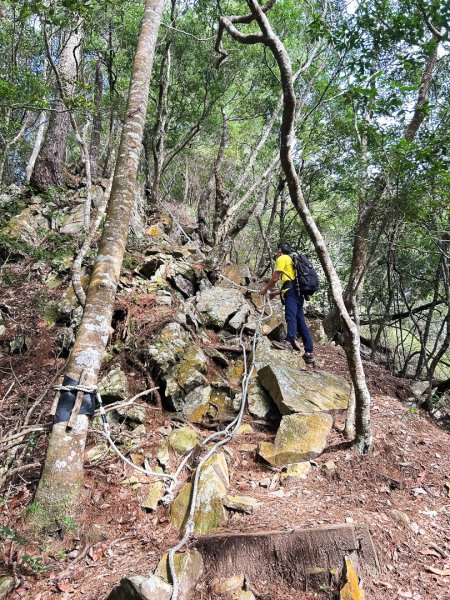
left=271, top=340, right=294, bottom=351
left=303, top=352, right=315, bottom=366
left=292, top=339, right=303, bottom=351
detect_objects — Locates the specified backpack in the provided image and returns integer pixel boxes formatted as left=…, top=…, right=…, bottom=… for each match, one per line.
left=292, top=254, right=319, bottom=299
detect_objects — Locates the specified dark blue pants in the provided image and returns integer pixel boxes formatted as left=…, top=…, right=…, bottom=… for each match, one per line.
left=284, top=286, right=314, bottom=353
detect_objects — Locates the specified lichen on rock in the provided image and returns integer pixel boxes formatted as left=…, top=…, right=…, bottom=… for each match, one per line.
left=171, top=453, right=229, bottom=534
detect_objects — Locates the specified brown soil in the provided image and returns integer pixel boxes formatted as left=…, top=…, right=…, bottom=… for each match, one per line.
left=1, top=269, right=449, bottom=600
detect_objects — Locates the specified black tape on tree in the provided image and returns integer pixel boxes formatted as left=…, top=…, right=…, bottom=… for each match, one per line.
left=54, top=374, right=96, bottom=424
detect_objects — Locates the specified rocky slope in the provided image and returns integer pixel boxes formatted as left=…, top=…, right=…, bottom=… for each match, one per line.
left=0, top=186, right=449, bottom=600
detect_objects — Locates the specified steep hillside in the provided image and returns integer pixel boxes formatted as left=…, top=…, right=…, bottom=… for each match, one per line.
left=0, top=195, right=449, bottom=600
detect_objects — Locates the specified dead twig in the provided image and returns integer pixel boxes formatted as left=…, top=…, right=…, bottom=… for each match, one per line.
left=93, top=387, right=159, bottom=417
left=0, top=426, right=48, bottom=445
left=1, top=382, right=15, bottom=406
left=5, top=462, right=41, bottom=480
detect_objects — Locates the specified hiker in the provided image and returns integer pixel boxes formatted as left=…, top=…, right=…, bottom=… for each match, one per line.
left=260, top=241, right=315, bottom=365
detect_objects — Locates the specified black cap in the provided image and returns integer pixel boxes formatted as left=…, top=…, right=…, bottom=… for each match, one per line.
left=277, top=241, right=292, bottom=254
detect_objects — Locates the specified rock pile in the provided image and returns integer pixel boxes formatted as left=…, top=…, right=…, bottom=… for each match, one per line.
left=2, top=194, right=363, bottom=599
left=89, top=221, right=356, bottom=598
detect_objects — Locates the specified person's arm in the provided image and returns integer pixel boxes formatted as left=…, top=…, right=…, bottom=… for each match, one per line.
left=260, top=270, right=281, bottom=295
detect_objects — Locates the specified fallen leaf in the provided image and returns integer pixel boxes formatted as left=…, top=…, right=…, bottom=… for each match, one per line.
left=425, top=566, right=450, bottom=576
left=88, top=544, right=107, bottom=562
left=57, top=581, right=71, bottom=593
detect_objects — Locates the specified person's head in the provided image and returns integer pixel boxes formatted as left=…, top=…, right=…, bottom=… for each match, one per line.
left=277, top=241, right=292, bottom=256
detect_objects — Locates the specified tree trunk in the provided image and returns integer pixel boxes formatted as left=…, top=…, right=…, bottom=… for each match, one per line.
left=216, top=0, right=372, bottom=452
left=28, top=0, right=165, bottom=532
left=25, top=111, right=47, bottom=183
left=30, top=30, right=82, bottom=192
left=90, top=58, right=103, bottom=181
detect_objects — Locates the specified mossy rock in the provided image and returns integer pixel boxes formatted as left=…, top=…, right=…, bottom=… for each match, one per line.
left=280, top=462, right=311, bottom=481
left=258, top=413, right=333, bottom=466
left=0, top=576, right=15, bottom=600
left=258, top=365, right=350, bottom=415
left=174, top=346, right=208, bottom=392
left=168, top=427, right=200, bottom=454
left=98, top=368, right=129, bottom=404
left=183, top=389, right=234, bottom=425
left=340, top=558, right=364, bottom=600
left=171, top=453, right=229, bottom=534
left=155, top=549, right=204, bottom=592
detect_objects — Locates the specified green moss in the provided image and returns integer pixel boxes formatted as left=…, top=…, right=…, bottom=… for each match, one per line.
left=122, top=254, right=140, bottom=271
left=25, top=478, right=84, bottom=536
left=42, top=302, right=59, bottom=327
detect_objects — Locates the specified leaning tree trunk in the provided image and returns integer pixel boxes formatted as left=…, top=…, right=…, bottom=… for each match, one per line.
left=25, top=111, right=46, bottom=183
left=216, top=0, right=372, bottom=452
left=30, top=29, right=82, bottom=192
left=28, top=0, right=165, bottom=532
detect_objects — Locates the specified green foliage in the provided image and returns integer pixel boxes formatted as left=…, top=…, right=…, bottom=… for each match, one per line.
left=0, top=526, right=29, bottom=545
left=22, top=554, right=53, bottom=573
left=62, top=516, right=78, bottom=532
left=0, top=229, right=74, bottom=268
left=0, top=0, right=448, bottom=380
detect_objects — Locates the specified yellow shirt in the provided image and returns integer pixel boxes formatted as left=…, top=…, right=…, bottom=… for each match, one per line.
left=275, top=254, right=295, bottom=286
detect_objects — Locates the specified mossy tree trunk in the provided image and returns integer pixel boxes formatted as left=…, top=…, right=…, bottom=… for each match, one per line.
left=28, top=0, right=166, bottom=532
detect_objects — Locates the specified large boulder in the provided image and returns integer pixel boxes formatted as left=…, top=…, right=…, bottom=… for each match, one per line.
left=155, top=550, right=204, bottom=600
left=171, top=453, right=229, bottom=534
left=258, top=365, right=350, bottom=415
left=7, top=202, right=49, bottom=245
left=195, top=287, right=249, bottom=329
left=219, top=264, right=252, bottom=287
left=254, top=335, right=306, bottom=371
left=258, top=413, right=333, bottom=466
left=107, top=575, right=171, bottom=600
